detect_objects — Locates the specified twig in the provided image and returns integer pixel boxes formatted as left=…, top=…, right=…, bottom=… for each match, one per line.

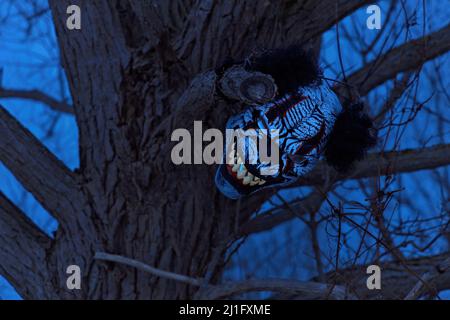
left=94, top=252, right=203, bottom=287
left=0, top=88, right=74, bottom=114
left=94, top=252, right=353, bottom=300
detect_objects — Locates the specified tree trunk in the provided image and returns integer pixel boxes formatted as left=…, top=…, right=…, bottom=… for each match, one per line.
left=41, top=0, right=346, bottom=299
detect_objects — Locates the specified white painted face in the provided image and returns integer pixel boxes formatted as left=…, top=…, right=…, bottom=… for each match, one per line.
left=215, top=83, right=343, bottom=199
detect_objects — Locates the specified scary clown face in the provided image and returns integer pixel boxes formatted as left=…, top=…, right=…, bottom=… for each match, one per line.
left=215, top=83, right=342, bottom=199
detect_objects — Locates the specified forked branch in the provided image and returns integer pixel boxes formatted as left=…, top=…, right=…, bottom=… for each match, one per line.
left=0, top=191, right=54, bottom=299
left=0, top=105, right=81, bottom=226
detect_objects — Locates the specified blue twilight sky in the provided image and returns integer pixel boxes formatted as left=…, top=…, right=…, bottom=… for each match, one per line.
left=0, top=1, right=449, bottom=299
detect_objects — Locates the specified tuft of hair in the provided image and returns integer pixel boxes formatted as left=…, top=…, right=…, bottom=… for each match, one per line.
left=245, top=45, right=322, bottom=96
left=324, top=102, right=377, bottom=172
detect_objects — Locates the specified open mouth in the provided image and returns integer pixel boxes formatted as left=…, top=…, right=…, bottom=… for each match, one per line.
left=223, top=141, right=268, bottom=190
left=215, top=163, right=265, bottom=199
left=216, top=145, right=286, bottom=198
left=225, top=163, right=267, bottom=187
left=216, top=161, right=287, bottom=199
left=215, top=130, right=284, bottom=198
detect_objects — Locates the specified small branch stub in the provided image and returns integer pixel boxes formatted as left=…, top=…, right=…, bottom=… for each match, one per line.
left=219, top=66, right=277, bottom=105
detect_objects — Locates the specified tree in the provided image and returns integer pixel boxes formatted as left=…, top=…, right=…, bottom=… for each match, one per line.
left=0, top=0, right=449, bottom=300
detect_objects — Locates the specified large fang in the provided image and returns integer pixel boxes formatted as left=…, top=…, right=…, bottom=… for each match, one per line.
left=243, top=176, right=252, bottom=185
left=237, top=165, right=247, bottom=179
left=230, top=162, right=267, bottom=187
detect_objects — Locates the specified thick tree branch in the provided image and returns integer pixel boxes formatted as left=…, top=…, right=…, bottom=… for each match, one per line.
left=291, top=0, right=373, bottom=42
left=154, top=67, right=279, bottom=143
left=241, top=144, right=449, bottom=236
left=343, top=23, right=450, bottom=96
left=296, top=144, right=450, bottom=187
left=0, top=88, right=74, bottom=114
left=177, top=0, right=371, bottom=74
left=405, top=256, right=450, bottom=300
left=173, top=71, right=217, bottom=128
left=0, top=105, right=81, bottom=225
left=94, top=251, right=351, bottom=300
left=197, top=278, right=351, bottom=300
left=240, top=189, right=328, bottom=236
left=321, top=252, right=450, bottom=299
left=0, top=191, right=54, bottom=299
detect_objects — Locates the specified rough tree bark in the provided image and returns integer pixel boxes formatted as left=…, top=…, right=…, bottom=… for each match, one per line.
left=0, top=0, right=449, bottom=300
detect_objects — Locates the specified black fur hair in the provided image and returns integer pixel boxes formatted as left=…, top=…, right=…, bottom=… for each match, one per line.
left=324, top=102, right=377, bottom=172
left=245, top=45, right=322, bottom=96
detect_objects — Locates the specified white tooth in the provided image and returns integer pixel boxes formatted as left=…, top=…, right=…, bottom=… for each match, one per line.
left=258, top=179, right=266, bottom=185
left=249, top=180, right=258, bottom=186
left=237, top=165, right=246, bottom=179
left=232, top=164, right=239, bottom=172
left=227, top=149, right=234, bottom=162
left=243, top=176, right=252, bottom=185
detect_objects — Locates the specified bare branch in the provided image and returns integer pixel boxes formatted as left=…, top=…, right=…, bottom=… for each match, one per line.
left=373, top=71, right=415, bottom=128
left=197, top=278, right=352, bottom=300
left=0, top=105, right=81, bottom=225
left=405, top=256, right=450, bottom=300
left=95, top=252, right=351, bottom=300
left=240, top=189, right=328, bottom=236
left=241, top=144, right=449, bottom=236
left=297, top=144, right=450, bottom=187
left=0, top=191, right=54, bottom=299
left=94, top=252, right=203, bottom=287
left=322, top=252, right=450, bottom=299
left=0, top=88, right=74, bottom=114
left=344, top=23, right=450, bottom=96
